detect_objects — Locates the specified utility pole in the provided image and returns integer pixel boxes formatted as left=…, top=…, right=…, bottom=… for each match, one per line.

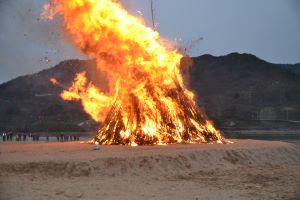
left=150, top=0, right=156, bottom=31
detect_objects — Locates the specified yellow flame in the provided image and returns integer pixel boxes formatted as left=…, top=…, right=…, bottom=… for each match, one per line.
left=43, top=0, right=225, bottom=145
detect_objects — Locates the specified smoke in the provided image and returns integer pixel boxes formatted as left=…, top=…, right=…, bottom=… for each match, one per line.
left=0, top=0, right=85, bottom=84
left=0, top=0, right=143, bottom=84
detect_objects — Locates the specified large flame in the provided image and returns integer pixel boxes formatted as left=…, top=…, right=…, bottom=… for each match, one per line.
left=43, top=0, right=224, bottom=145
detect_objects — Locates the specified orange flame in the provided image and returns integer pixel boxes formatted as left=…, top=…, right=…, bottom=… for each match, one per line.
left=43, top=0, right=224, bottom=145
left=49, top=77, right=59, bottom=86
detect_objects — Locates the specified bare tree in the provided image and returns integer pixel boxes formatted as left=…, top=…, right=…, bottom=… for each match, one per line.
left=148, top=0, right=202, bottom=57
left=177, top=37, right=203, bottom=56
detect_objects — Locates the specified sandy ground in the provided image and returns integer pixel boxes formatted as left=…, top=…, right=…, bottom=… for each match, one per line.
left=0, top=140, right=300, bottom=200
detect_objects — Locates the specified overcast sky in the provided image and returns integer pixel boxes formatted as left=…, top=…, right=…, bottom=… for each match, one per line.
left=0, top=0, right=299, bottom=83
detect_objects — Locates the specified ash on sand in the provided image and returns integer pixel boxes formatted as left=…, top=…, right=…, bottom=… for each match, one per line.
left=0, top=140, right=300, bottom=200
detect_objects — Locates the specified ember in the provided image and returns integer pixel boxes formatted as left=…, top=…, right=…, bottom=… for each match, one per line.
left=44, top=0, right=225, bottom=145
left=49, top=77, right=59, bottom=86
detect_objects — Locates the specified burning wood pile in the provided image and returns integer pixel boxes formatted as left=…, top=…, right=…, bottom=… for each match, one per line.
left=43, top=0, right=225, bottom=145
left=95, top=78, right=223, bottom=145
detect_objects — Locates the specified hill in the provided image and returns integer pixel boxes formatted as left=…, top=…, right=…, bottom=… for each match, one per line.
left=281, top=63, right=300, bottom=75
left=0, top=60, right=100, bottom=132
left=0, top=53, right=300, bottom=133
left=190, top=53, right=300, bottom=130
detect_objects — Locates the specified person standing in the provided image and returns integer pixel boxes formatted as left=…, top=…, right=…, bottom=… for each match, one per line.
left=6, top=132, right=9, bottom=142
left=2, top=132, right=6, bottom=142
left=23, top=133, right=26, bottom=141
left=9, top=132, right=13, bottom=141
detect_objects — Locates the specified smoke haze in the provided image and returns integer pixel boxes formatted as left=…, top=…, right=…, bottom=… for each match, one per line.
left=0, top=0, right=85, bottom=84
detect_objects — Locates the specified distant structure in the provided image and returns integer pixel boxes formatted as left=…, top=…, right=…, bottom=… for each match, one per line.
left=259, top=107, right=277, bottom=121
left=259, top=106, right=300, bottom=122
left=282, top=107, right=300, bottom=122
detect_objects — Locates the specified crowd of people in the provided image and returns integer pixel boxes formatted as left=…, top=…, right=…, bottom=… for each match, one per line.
left=1, top=132, right=80, bottom=143
left=56, top=134, right=80, bottom=142
left=1, top=132, right=13, bottom=141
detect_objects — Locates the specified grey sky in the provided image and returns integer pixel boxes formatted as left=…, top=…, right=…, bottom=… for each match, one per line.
left=0, top=0, right=299, bottom=84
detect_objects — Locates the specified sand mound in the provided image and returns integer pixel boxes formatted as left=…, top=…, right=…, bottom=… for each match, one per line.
left=0, top=140, right=300, bottom=200
left=1, top=140, right=299, bottom=178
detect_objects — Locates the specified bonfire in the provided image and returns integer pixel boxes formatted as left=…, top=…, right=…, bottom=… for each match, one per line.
left=43, top=0, right=225, bottom=145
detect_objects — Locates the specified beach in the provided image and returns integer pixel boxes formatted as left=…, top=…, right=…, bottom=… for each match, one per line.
left=0, top=140, right=300, bottom=200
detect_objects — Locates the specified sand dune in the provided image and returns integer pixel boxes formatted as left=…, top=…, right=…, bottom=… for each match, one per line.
left=0, top=140, right=300, bottom=200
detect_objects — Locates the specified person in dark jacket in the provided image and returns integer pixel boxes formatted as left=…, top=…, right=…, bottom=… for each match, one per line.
left=2, top=132, right=6, bottom=142
left=9, top=132, right=13, bottom=141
